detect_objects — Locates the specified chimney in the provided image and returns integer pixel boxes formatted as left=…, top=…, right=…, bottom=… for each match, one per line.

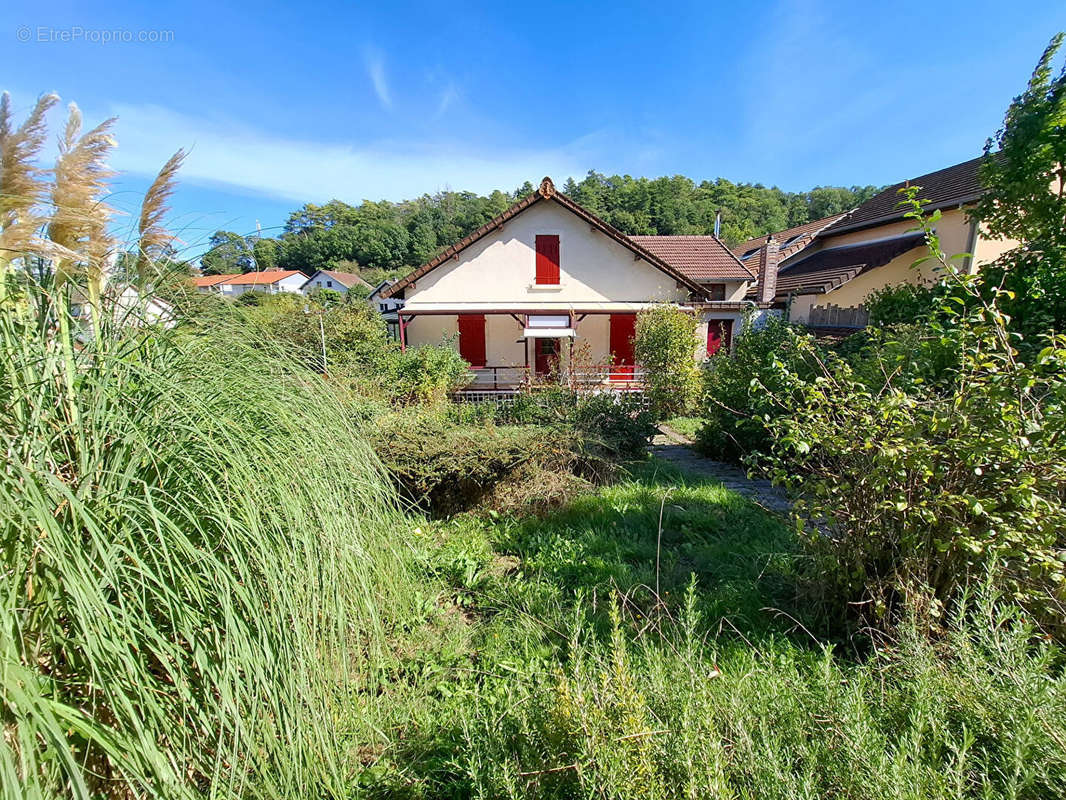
left=713, top=208, right=722, bottom=238
left=758, top=234, right=780, bottom=304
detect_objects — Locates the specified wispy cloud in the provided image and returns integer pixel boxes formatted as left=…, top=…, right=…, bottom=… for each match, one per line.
left=436, top=82, right=460, bottom=117
left=104, top=102, right=590, bottom=205
left=364, top=48, right=392, bottom=109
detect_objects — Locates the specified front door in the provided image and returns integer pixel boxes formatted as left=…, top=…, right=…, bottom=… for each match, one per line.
left=706, top=319, right=733, bottom=356
left=609, top=313, right=637, bottom=380
left=533, top=337, right=560, bottom=377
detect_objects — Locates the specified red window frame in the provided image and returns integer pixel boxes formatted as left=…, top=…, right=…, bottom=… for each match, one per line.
left=535, top=234, right=560, bottom=285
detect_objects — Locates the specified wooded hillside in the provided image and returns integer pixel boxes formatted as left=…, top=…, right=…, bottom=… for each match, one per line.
left=199, top=171, right=881, bottom=277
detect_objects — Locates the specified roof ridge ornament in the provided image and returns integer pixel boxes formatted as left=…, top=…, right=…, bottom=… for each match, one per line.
left=538, top=176, right=555, bottom=198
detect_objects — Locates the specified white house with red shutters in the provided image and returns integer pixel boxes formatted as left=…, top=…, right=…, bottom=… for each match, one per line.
left=381, top=178, right=781, bottom=393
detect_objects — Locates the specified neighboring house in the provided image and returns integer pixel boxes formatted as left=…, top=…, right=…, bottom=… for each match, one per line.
left=761, top=156, right=1016, bottom=329
left=217, top=269, right=307, bottom=298
left=192, top=274, right=238, bottom=293
left=381, top=177, right=776, bottom=391
left=71, top=284, right=176, bottom=334
left=301, top=269, right=372, bottom=295
left=731, top=213, right=848, bottom=270
left=368, top=279, right=403, bottom=338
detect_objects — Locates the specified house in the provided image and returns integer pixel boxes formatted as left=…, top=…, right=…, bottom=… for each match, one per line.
left=368, top=279, right=403, bottom=337
left=381, top=177, right=776, bottom=392
left=217, top=269, right=307, bottom=298
left=192, top=274, right=238, bottom=293
left=760, top=156, right=1016, bottom=329
left=301, top=269, right=372, bottom=296
left=731, top=213, right=848, bottom=270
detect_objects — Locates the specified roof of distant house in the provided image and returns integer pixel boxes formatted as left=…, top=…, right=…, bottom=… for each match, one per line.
left=630, top=235, right=754, bottom=281
left=731, top=213, right=849, bottom=263
left=305, top=269, right=372, bottom=290
left=192, top=273, right=237, bottom=287
left=223, top=269, right=305, bottom=286
left=822, top=154, right=993, bottom=236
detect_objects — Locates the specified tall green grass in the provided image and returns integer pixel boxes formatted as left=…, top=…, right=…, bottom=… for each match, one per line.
left=1, top=283, right=418, bottom=798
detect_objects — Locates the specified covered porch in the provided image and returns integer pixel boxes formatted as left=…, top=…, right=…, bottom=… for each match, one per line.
left=397, top=302, right=666, bottom=395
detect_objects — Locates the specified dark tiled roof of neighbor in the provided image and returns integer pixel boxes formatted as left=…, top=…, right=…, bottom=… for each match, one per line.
left=764, top=232, right=927, bottom=298
left=732, top=213, right=848, bottom=263
left=630, top=235, right=755, bottom=281
left=822, top=155, right=993, bottom=236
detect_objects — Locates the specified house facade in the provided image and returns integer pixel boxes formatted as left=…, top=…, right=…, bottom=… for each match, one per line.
left=382, top=178, right=773, bottom=391
left=301, top=269, right=372, bottom=296
left=217, top=269, right=307, bottom=298
left=750, top=157, right=1017, bottom=329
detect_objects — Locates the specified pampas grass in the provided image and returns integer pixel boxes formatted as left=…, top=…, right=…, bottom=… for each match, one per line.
left=0, top=91, right=422, bottom=799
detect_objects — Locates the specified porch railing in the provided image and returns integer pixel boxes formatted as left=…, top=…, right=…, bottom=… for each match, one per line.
left=808, top=303, right=869, bottom=328
left=462, top=364, right=646, bottom=392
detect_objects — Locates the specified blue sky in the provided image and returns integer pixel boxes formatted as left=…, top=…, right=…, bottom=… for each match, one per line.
left=3, top=0, right=1064, bottom=258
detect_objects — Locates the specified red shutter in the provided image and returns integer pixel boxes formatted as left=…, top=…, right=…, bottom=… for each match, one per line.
left=535, top=235, right=560, bottom=285
left=609, top=313, right=637, bottom=379
left=457, top=314, right=486, bottom=367
left=706, top=319, right=733, bottom=356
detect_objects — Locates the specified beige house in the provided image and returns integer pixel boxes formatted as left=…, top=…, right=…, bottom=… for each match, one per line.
left=382, top=178, right=773, bottom=392
left=746, top=156, right=1017, bottom=329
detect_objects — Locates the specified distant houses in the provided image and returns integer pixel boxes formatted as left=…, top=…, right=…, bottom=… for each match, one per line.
left=193, top=269, right=307, bottom=298
left=301, top=270, right=373, bottom=295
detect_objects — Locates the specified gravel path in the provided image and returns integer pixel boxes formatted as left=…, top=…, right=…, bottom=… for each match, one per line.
left=650, top=425, right=792, bottom=515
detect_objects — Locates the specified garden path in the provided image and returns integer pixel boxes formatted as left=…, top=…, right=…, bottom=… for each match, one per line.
left=650, top=424, right=792, bottom=514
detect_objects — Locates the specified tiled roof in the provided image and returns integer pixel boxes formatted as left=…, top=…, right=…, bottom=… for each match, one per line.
left=629, top=235, right=754, bottom=281
left=822, top=155, right=992, bottom=236
left=223, top=269, right=305, bottom=286
left=763, top=233, right=926, bottom=299
left=192, top=274, right=237, bottom=287
left=731, top=213, right=848, bottom=263
left=381, top=178, right=706, bottom=298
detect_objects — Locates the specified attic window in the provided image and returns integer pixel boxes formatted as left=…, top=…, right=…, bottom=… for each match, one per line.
left=740, top=248, right=760, bottom=261
left=705, top=284, right=726, bottom=301
left=535, top=235, right=560, bottom=285
left=782, top=234, right=801, bottom=246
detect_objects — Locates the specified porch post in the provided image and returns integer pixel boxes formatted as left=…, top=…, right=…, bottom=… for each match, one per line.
left=398, top=313, right=408, bottom=352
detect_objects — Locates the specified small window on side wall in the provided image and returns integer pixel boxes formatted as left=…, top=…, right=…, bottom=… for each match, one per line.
left=535, top=235, right=560, bottom=285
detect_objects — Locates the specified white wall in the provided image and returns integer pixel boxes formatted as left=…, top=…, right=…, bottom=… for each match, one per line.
left=405, top=201, right=691, bottom=308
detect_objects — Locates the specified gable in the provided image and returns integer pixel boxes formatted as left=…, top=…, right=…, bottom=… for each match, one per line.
left=400, top=200, right=694, bottom=307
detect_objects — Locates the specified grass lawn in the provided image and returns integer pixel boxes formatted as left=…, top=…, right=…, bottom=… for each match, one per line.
left=663, top=415, right=704, bottom=439
left=356, top=459, right=1066, bottom=798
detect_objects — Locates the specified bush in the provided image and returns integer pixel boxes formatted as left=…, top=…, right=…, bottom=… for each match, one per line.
left=694, top=314, right=815, bottom=463
left=634, top=305, right=701, bottom=417
left=761, top=200, right=1066, bottom=630
left=866, top=281, right=937, bottom=326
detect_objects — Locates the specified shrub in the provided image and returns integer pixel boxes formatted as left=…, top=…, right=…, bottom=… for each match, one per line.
left=695, top=314, right=815, bottom=463
left=634, top=305, right=700, bottom=417
left=866, top=281, right=936, bottom=326
left=761, top=196, right=1066, bottom=630
left=381, top=341, right=471, bottom=405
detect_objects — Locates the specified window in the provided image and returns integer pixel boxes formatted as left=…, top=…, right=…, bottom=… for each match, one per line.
left=326, top=280, right=333, bottom=287
left=740, top=247, right=760, bottom=261
left=379, top=303, right=387, bottom=312
left=706, top=284, right=726, bottom=301
left=535, top=234, right=560, bottom=285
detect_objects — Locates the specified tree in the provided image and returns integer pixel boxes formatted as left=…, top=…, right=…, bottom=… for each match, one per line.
left=633, top=305, right=701, bottom=417
left=200, top=230, right=253, bottom=275
left=972, top=33, right=1066, bottom=341
left=252, top=237, right=280, bottom=271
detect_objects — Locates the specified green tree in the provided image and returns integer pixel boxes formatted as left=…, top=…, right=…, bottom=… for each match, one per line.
left=251, top=237, right=280, bottom=271
left=200, top=230, right=253, bottom=275
left=972, top=33, right=1066, bottom=341
left=634, top=305, right=701, bottom=417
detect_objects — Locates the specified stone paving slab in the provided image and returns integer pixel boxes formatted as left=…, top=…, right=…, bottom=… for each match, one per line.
left=650, top=426, right=792, bottom=515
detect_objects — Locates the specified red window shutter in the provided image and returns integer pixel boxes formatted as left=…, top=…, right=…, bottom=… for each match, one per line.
left=535, top=235, right=560, bottom=285
left=609, top=313, right=637, bottom=379
left=457, top=314, right=486, bottom=367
